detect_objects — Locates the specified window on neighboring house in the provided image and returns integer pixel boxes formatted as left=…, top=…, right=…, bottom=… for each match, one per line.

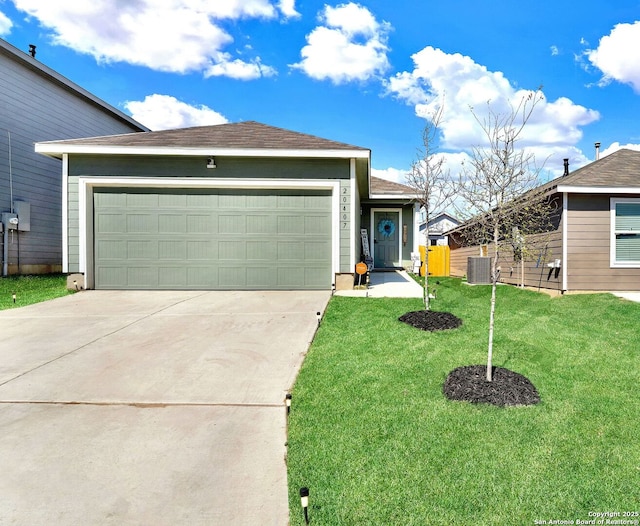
left=611, top=198, right=640, bottom=267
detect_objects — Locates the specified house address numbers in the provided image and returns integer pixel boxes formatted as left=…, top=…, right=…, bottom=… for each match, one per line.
left=341, top=184, right=349, bottom=230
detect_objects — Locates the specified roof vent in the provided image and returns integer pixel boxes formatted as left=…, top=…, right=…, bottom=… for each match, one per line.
left=595, top=142, right=601, bottom=160
left=28, top=44, right=36, bottom=58
left=563, top=158, right=569, bottom=176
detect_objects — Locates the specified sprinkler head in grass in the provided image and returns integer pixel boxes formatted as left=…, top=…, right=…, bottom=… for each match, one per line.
left=300, top=487, right=309, bottom=524
left=285, top=393, right=292, bottom=414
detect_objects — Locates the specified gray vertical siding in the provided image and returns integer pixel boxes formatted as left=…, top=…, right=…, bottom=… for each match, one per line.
left=0, top=44, right=143, bottom=273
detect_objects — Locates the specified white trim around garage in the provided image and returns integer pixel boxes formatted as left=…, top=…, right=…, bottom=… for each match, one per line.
left=62, top=154, right=69, bottom=273
left=75, top=177, right=341, bottom=289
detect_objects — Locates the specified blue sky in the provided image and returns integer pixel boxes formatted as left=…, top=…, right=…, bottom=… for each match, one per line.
left=2, top=0, right=640, bottom=183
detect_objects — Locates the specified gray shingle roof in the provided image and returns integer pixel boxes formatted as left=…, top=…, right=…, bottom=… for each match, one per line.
left=38, top=120, right=368, bottom=151
left=370, top=176, right=413, bottom=195
left=558, top=148, right=640, bottom=188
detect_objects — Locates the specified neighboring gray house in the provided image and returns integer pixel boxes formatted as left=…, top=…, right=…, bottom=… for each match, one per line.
left=449, top=148, right=640, bottom=292
left=419, top=212, right=460, bottom=246
left=0, top=37, right=146, bottom=275
left=36, top=121, right=420, bottom=290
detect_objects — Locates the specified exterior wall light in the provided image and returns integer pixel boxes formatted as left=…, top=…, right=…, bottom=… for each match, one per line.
left=206, top=157, right=216, bottom=169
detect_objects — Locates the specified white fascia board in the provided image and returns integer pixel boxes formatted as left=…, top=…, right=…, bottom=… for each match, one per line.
left=35, top=143, right=370, bottom=159
left=556, top=185, right=640, bottom=194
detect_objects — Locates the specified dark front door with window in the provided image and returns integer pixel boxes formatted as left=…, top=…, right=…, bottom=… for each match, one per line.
left=373, top=210, right=400, bottom=268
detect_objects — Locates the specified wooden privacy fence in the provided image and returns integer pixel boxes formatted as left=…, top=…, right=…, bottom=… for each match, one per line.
left=419, top=245, right=450, bottom=277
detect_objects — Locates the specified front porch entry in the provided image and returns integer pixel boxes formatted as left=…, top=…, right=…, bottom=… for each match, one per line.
left=372, top=209, right=401, bottom=268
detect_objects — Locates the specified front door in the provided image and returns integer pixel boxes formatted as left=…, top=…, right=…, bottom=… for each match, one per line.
left=373, top=210, right=400, bottom=268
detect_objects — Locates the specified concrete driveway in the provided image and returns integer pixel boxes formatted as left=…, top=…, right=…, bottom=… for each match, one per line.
left=0, top=290, right=330, bottom=525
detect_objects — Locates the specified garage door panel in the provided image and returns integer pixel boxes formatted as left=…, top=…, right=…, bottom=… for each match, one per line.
left=246, top=241, right=276, bottom=260
left=219, top=215, right=246, bottom=234
left=127, top=214, right=156, bottom=233
left=219, top=241, right=246, bottom=260
left=246, top=215, right=275, bottom=234
left=158, top=267, right=187, bottom=288
left=187, top=240, right=215, bottom=260
left=159, top=240, right=186, bottom=260
left=96, top=213, right=126, bottom=233
left=127, top=266, right=158, bottom=288
left=94, top=188, right=332, bottom=290
left=126, top=193, right=158, bottom=208
left=187, top=267, right=218, bottom=287
left=187, top=215, right=215, bottom=233
left=96, top=240, right=126, bottom=259
left=127, top=240, right=157, bottom=259
left=159, top=214, right=187, bottom=234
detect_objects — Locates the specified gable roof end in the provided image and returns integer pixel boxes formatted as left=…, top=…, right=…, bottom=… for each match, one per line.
left=556, top=149, right=640, bottom=193
left=0, top=37, right=147, bottom=132
left=36, top=121, right=371, bottom=159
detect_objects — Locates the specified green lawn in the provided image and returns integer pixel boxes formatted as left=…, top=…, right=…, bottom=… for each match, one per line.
left=287, top=278, right=640, bottom=525
left=0, top=274, right=73, bottom=310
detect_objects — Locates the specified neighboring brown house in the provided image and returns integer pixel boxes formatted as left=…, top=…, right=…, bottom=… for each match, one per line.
left=448, top=148, right=640, bottom=293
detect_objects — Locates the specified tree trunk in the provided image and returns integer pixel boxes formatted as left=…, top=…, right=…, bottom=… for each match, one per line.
left=487, top=225, right=500, bottom=382
left=487, top=278, right=497, bottom=382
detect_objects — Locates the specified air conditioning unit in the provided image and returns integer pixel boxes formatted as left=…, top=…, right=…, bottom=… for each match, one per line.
left=467, top=256, right=492, bottom=284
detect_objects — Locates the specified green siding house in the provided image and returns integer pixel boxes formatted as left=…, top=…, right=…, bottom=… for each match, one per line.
left=36, top=121, right=419, bottom=290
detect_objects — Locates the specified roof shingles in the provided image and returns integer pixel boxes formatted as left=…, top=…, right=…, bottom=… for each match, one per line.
left=39, top=121, right=368, bottom=151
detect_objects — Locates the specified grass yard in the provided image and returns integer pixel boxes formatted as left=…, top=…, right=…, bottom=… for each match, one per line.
left=0, top=274, right=73, bottom=310
left=287, top=278, right=640, bottom=525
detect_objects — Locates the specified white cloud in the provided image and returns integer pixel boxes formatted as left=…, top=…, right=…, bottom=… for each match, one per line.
left=205, top=53, right=276, bottom=80
left=550, top=45, right=559, bottom=56
left=291, top=2, right=391, bottom=84
left=599, top=141, right=640, bottom=159
left=124, top=94, right=228, bottom=131
left=587, top=21, right=640, bottom=93
left=0, top=10, right=12, bottom=36
left=278, top=0, right=300, bottom=18
left=11, top=0, right=281, bottom=79
left=386, top=46, right=599, bottom=153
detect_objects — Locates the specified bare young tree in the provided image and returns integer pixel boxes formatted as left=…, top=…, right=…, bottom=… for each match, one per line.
left=456, top=90, right=556, bottom=381
left=405, top=104, right=455, bottom=311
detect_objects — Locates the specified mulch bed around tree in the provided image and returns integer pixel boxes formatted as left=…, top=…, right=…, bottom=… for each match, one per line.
left=398, top=310, right=462, bottom=332
left=442, top=365, right=540, bottom=407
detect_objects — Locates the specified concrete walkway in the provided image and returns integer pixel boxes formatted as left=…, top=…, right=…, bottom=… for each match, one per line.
left=335, top=270, right=424, bottom=298
left=0, top=290, right=330, bottom=525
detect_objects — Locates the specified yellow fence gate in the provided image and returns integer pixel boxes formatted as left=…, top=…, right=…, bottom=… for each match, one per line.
left=419, top=245, right=450, bottom=277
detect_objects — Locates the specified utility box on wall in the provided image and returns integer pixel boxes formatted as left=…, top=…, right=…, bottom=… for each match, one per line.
left=13, top=200, right=30, bottom=231
left=1, top=212, right=18, bottom=230
left=467, top=256, right=492, bottom=284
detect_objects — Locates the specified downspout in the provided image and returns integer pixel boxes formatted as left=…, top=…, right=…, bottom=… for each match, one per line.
left=2, top=227, right=7, bottom=277
left=3, top=131, right=14, bottom=277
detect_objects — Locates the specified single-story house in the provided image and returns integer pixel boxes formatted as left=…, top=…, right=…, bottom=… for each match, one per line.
left=0, top=37, right=147, bottom=275
left=448, top=148, right=640, bottom=292
left=36, top=121, right=420, bottom=290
